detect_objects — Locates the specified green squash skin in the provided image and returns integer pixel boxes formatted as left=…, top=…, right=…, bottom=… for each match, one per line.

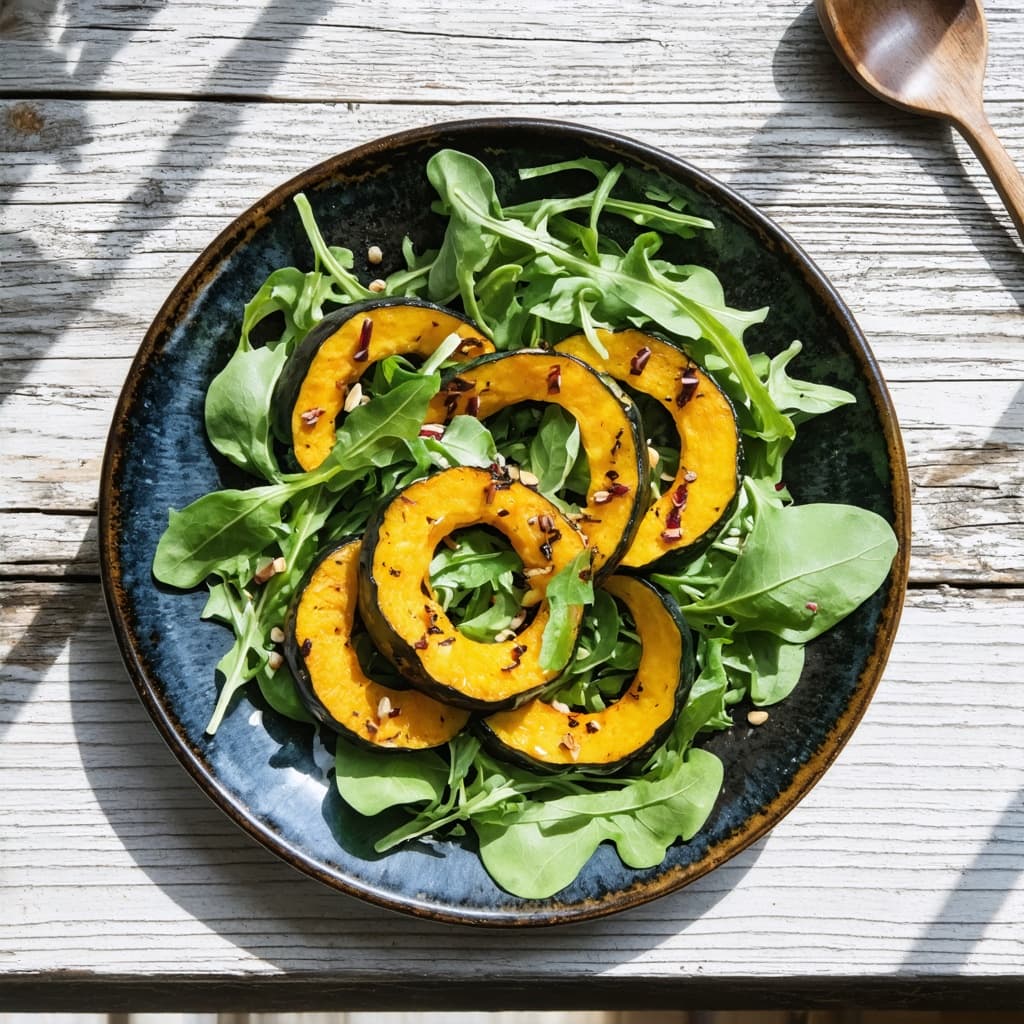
left=476, top=577, right=697, bottom=776
left=271, top=296, right=481, bottom=447
left=556, top=328, right=745, bottom=575
left=432, top=348, right=651, bottom=578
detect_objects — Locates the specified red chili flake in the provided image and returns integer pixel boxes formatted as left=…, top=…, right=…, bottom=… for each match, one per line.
left=497, top=508, right=510, bottom=518
left=585, top=721, right=601, bottom=734
left=629, top=346, right=652, bottom=375
left=484, top=482, right=497, bottom=504
left=671, top=483, right=689, bottom=509
left=445, top=376, right=475, bottom=393
left=540, top=541, right=553, bottom=560
left=301, top=639, right=313, bottom=656
left=806, top=601, right=819, bottom=613
left=606, top=470, right=619, bottom=481
left=443, top=393, right=459, bottom=419
left=419, top=424, right=445, bottom=440
left=427, top=625, right=443, bottom=635
left=676, top=364, right=699, bottom=407
left=300, top=407, right=326, bottom=427
left=546, top=365, right=562, bottom=394
left=661, top=526, right=683, bottom=542
left=609, top=482, right=630, bottom=498
left=513, top=644, right=527, bottom=659
left=399, top=495, right=416, bottom=505
left=538, top=513, right=554, bottom=533
left=611, top=429, right=623, bottom=454
left=466, top=395, right=480, bottom=417
left=568, top=717, right=579, bottom=729
left=388, top=707, right=402, bottom=718
left=365, top=720, right=378, bottom=734
left=547, top=529, right=562, bottom=543
left=578, top=566, right=593, bottom=583
left=388, top=568, right=401, bottom=577
left=413, top=635, right=429, bottom=651
left=775, top=481, right=787, bottom=492
left=354, top=317, right=373, bottom=362
left=458, top=337, right=486, bottom=354
left=665, top=505, right=682, bottom=531
left=438, top=637, right=456, bottom=647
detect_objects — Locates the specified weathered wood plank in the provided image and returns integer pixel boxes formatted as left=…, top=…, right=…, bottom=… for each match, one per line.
left=1, top=581, right=1022, bottom=981
left=2, top=100, right=1022, bottom=579
left=1, top=0, right=1022, bottom=106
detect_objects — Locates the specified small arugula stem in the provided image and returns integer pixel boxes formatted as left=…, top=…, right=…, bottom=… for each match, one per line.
left=294, top=194, right=372, bottom=302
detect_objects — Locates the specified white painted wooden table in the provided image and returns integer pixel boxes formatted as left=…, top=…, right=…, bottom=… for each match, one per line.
left=2, top=0, right=1023, bottom=1011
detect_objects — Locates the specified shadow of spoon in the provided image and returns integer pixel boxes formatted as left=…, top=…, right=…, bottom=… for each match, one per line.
left=816, top=0, right=1024, bottom=243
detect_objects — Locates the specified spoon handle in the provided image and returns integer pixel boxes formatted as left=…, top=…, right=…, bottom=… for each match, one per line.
left=954, top=107, right=1024, bottom=245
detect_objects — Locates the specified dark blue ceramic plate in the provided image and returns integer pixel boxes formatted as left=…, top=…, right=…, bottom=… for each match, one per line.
left=99, top=119, right=910, bottom=926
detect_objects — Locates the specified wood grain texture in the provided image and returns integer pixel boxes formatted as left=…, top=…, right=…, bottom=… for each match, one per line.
left=2, top=581, right=1022, bottom=994
left=1, top=0, right=1023, bottom=1006
left=2, top=99, right=1022, bottom=579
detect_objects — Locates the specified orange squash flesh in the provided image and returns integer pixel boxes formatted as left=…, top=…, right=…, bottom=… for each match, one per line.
left=424, top=350, right=647, bottom=574
left=358, top=466, right=588, bottom=711
left=556, top=329, right=740, bottom=569
left=288, top=538, right=469, bottom=749
left=290, top=301, right=492, bottom=470
left=480, top=575, right=692, bottom=773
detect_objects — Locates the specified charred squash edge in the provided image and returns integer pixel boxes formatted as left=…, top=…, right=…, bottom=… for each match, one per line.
left=478, top=574, right=695, bottom=774
left=357, top=465, right=588, bottom=713
left=423, top=348, right=650, bottom=576
left=284, top=535, right=470, bottom=751
left=274, top=297, right=492, bottom=470
left=555, top=328, right=742, bottom=570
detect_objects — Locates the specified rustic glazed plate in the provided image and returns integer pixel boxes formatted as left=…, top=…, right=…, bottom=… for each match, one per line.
left=99, top=118, right=910, bottom=926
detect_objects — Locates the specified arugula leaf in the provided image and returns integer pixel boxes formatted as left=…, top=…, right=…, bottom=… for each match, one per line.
left=473, top=748, right=723, bottom=898
left=204, top=339, right=289, bottom=483
left=335, top=738, right=449, bottom=816
left=682, top=482, right=898, bottom=642
left=539, top=548, right=595, bottom=671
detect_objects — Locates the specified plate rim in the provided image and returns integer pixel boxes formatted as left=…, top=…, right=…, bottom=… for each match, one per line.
left=98, top=115, right=912, bottom=927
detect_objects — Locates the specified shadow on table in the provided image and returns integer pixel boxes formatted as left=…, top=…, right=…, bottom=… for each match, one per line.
left=729, top=3, right=1024, bottom=308
left=0, top=0, right=335, bottom=732
left=65, top=597, right=766, bottom=960
left=1, top=0, right=336, bottom=412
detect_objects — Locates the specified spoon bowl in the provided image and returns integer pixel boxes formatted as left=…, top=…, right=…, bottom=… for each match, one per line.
left=816, top=0, right=1024, bottom=242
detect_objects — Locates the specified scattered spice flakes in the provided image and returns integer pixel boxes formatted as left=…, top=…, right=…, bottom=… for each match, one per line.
left=413, top=635, right=429, bottom=650
left=354, top=317, right=373, bottom=361
left=419, top=423, right=445, bottom=440
left=806, top=601, right=819, bottom=613
left=676, top=364, right=700, bottom=407
left=301, top=638, right=313, bottom=656
left=611, top=429, right=623, bottom=454
left=629, top=346, right=652, bottom=375
left=438, top=637, right=456, bottom=647
left=300, top=407, right=325, bottom=427
left=585, top=720, right=601, bottom=734
left=466, top=395, right=480, bottom=417
left=546, top=364, right=562, bottom=394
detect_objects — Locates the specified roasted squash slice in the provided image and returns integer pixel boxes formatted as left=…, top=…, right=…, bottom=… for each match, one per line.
left=276, top=297, right=492, bottom=471
left=479, top=575, right=694, bottom=773
left=556, top=329, right=741, bottom=568
left=424, top=350, right=648, bottom=575
left=358, top=466, right=588, bottom=712
left=285, top=537, right=469, bottom=750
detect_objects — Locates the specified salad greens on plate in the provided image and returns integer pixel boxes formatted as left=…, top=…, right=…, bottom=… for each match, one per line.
left=152, top=149, right=898, bottom=900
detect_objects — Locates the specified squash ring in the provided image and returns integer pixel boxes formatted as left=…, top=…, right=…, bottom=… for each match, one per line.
left=358, top=466, right=589, bottom=712
left=276, top=297, right=493, bottom=471
left=285, top=537, right=470, bottom=750
left=478, top=574, right=695, bottom=773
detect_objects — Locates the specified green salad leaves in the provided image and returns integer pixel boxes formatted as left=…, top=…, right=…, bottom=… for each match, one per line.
left=152, top=149, right=898, bottom=899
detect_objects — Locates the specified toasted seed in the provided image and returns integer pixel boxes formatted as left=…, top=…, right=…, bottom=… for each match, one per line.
left=647, top=445, right=660, bottom=469
left=270, top=626, right=286, bottom=644
left=367, top=244, right=383, bottom=264
left=747, top=710, right=769, bottom=726
left=267, top=651, right=284, bottom=671
left=550, top=700, right=571, bottom=714
left=368, top=278, right=386, bottom=293
left=377, top=696, right=393, bottom=720
left=518, top=468, right=539, bottom=487
left=343, top=381, right=364, bottom=413
left=592, top=489, right=612, bottom=504
left=523, top=565, right=553, bottom=578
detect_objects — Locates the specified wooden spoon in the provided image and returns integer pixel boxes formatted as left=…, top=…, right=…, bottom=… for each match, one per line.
left=816, top=0, right=1024, bottom=242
